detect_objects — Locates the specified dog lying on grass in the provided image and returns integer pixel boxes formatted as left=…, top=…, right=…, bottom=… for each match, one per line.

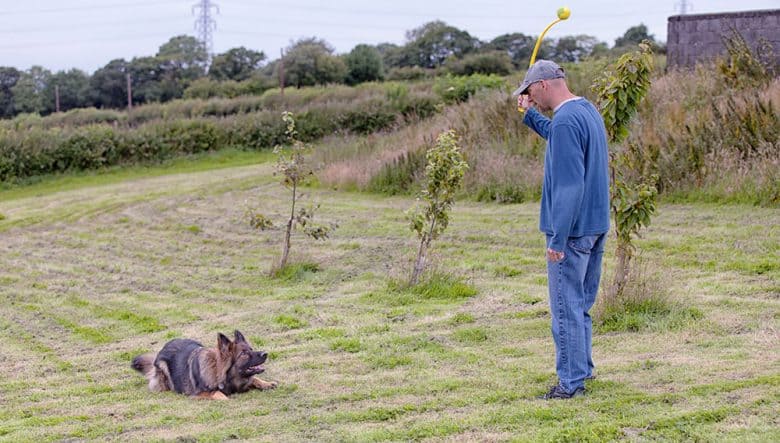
left=132, top=330, right=277, bottom=400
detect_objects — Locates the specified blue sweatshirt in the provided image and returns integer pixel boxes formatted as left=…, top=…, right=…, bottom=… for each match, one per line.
left=523, top=98, right=610, bottom=251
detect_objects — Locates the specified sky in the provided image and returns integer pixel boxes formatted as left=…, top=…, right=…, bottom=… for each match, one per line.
left=2, top=0, right=778, bottom=73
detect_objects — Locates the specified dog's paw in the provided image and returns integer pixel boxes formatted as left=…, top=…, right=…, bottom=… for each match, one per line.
left=253, top=378, right=278, bottom=390
left=212, top=391, right=229, bottom=400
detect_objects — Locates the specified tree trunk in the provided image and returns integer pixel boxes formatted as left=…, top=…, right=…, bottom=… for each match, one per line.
left=410, top=217, right=436, bottom=286
left=410, top=235, right=428, bottom=286
left=609, top=240, right=632, bottom=301
left=279, top=182, right=297, bottom=270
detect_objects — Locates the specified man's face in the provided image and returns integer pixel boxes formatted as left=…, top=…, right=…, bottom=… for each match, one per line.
left=526, top=80, right=550, bottom=112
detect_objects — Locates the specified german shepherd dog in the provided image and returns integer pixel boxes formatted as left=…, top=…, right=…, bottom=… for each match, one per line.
left=132, top=330, right=277, bottom=400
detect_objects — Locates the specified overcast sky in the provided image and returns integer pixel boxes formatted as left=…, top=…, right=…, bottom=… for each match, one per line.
left=2, top=0, right=778, bottom=73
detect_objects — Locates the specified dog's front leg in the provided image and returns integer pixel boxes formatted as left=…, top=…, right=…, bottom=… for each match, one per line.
left=251, top=377, right=278, bottom=390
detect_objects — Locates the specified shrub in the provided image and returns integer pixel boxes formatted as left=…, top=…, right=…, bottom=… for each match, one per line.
left=0, top=83, right=446, bottom=182
left=338, top=100, right=398, bottom=134
left=54, top=125, right=121, bottom=171
left=433, top=74, right=506, bottom=104
left=446, top=51, right=513, bottom=76
left=382, top=83, right=439, bottom=122
left=717, top=29, right=775, bottom=89
left=183, top=77, right=276, bottom=100
left=227, top=112, right=289, bottom=150
left=398, top=95, right=439, bottom=122
left=345, top=44, right=385, bottom=85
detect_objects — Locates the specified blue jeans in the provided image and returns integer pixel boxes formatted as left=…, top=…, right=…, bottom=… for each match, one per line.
left=546, top=233, right=606, bottom=393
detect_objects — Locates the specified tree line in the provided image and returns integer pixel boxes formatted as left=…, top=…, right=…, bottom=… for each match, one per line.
left=0, top=22, right=657, bottom=119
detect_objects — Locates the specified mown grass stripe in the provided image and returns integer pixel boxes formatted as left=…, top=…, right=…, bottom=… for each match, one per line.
left=686, top=373, right=780, bottom=395
left=66, top=295, right=166, bottom=334
left=50, top=315, right=114, bottom=344
left=0, top=318, right=73, bottom=372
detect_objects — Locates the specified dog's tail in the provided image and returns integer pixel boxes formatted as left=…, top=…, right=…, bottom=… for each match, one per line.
left=132, top=353, right=170, bottom=392
left=131, top=353, right=155, bottom=375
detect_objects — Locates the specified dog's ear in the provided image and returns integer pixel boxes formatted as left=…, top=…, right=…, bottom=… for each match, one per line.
left=217, top=333, right=232, bottom=354
left=234, top=330, right=247, bottom=344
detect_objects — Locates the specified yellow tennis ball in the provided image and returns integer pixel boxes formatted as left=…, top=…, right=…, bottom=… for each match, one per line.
left=557, top=6, right=571, bottom=20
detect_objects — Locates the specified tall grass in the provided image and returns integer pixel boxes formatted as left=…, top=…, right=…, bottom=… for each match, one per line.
left=317, top=55, right=778, bottom=207
left=594, top=256, right=704, bottom=333
left=624, top=72, right=779, bottom=206
left=317, top=87, right=556, bottom=201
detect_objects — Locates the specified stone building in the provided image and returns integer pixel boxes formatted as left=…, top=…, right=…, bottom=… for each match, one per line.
left=666, top=9, right=780, bottom=69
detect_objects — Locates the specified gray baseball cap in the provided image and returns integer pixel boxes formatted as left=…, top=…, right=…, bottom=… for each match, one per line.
left=512, top=60, right=566, bottom=96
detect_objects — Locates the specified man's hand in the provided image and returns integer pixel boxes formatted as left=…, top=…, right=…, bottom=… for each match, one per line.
left=547, top=248, right=564, bottom=262
left=517, top=94, right=532, bottom=111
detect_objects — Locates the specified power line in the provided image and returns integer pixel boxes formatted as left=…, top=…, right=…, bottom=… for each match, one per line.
left=0, top=0, right=183, bottom=16
left=0, top=32, right=187, bottom=51
left=223, top=1, right=671, bottom=20
left=0, top=16, right=187, bottom=35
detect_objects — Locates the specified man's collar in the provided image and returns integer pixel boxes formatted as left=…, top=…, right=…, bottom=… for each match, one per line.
left=554, top=96, right=582, bottom=113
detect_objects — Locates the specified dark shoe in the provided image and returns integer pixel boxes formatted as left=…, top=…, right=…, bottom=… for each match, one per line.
left=585, top=374, right=596, bottom=381
left=538, top=384, right=585, bottom=400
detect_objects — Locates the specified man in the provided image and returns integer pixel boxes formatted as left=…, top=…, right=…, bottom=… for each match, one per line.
left=514, top=60, right=610, bottom=399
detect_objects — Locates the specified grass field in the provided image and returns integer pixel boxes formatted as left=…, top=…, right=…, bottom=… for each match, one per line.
left=0, top=159, right=778, bottom=442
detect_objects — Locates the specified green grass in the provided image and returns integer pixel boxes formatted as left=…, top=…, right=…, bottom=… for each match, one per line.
left=273, top=314, right=308, bottom=330
left=597, top=298, right=705, bottom=333
left=271, top=261, right=321, bottom=282
left=0, top=148, right=273, bottom=202
left=0, top=163, right=777, bottom=441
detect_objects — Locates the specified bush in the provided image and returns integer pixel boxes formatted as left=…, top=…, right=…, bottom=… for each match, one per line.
left=383, top=83, right=439, bottom=122
left=2, top=80, right=437, bottom=132
left=717, top=29, right=775, bottom=89
left=54, top=125, right=121, bottom=171
left=433, top=74, right=506, bottom=104
left=0, top=83, right=445, bottom=181
left=183, top=76, right=276, bottom=100
left=399, top=95, right=439, bottom=122
left=446, top=51, right=513, bottom=76
left=226, top=112, right=288, bottom=150
left=339, top=100, right=397, bottom=134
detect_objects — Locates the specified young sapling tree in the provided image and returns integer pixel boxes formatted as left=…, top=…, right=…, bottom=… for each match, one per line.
left=407, top=130, right=468, bottom=285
